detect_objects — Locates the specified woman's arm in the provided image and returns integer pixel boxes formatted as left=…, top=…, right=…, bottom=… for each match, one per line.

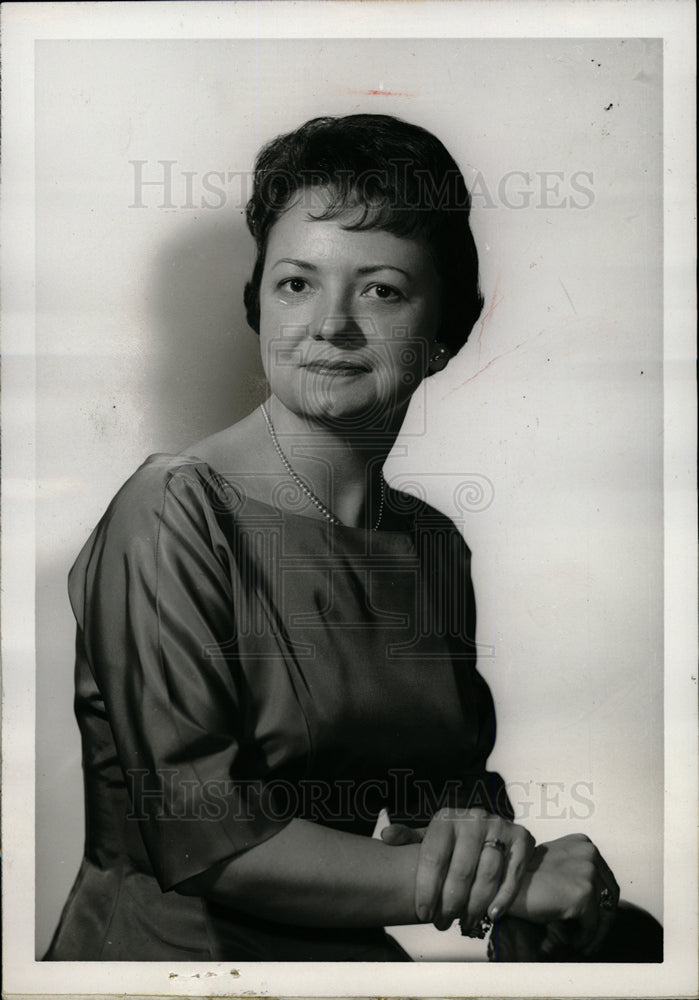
left=176, top=810, right=536, bottom=930
left=175, top=817, right=422, bottom=927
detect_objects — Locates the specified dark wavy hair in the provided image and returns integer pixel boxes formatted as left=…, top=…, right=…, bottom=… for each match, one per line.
left=243, top=114, right=484, bottom=359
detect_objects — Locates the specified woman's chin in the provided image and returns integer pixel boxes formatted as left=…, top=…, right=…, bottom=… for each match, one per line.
left=274, top=384, right=409, bottom=431
left=301, top=398, right=406, bottom=433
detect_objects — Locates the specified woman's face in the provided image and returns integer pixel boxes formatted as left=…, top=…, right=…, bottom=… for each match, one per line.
left=258, top=195, right=442, bottom=429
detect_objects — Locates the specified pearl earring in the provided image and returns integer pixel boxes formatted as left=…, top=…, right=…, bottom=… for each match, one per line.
left=429, top=343, right=450, bottom=373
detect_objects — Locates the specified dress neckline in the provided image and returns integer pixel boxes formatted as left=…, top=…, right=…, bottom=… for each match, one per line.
left=145, top=452, right=419, bottom=539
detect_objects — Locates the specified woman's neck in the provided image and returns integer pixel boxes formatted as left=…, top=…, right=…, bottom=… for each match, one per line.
left=261, top=395, right=404, bottom=528
left=188, top=396, right=407, bottom=529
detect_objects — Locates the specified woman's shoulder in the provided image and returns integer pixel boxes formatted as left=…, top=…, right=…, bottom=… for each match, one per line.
left=68, top=454, right=238, bottom=615
left=101, top=453, right=233, bottom=523
left=75, top=453, right=241, bottom=568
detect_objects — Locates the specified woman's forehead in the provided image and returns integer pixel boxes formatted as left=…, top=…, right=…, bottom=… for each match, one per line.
left=265, top=198, right=435, bottom=272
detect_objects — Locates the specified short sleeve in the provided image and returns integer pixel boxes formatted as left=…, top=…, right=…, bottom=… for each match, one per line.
left=68, top=459, right=290, bottom=891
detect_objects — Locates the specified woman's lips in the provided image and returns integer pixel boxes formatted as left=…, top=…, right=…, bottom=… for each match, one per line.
left=303, top=360, right=371, bottom=376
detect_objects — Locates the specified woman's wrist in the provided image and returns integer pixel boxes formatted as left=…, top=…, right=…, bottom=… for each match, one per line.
left=385, top=841, right=424, bottom=925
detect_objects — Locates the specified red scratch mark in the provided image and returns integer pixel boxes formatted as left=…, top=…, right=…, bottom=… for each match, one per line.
left=476, top=272, right=503, bottom=359
left=445, top=329, right=546, bottom=397
left=366, top=89, right=415, bottom=97
left=347, top=88, right=416, bottom=97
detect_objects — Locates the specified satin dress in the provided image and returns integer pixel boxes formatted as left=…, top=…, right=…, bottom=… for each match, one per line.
left=44, top=454, right=511, bottom=961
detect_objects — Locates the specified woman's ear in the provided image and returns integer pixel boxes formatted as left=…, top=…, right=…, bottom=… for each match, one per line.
left=427, top=341, right=450, bottom=375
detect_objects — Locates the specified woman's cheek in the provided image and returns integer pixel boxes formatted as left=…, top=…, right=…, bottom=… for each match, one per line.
left=268, top=300, right=314, bottom=337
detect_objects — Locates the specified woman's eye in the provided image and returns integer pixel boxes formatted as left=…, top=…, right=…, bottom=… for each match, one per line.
left=366, top=284, right=403, bottom=302
left=280, top=277, right=309, bottom=294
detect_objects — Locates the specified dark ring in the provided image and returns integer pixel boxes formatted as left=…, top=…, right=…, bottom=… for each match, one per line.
left=482, top=838, right=507, bottom=854
left=460, top=914, right=493, bottom=939
left=599, top=887, right=616, bottom=912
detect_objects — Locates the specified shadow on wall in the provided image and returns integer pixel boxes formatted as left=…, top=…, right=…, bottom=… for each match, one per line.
left=146, top=212, right=268, bottom=452
left=35, top=215, right=268, bottom=957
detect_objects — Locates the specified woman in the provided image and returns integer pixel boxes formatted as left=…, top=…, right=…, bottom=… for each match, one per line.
left=44, top=114, right=654, bottom=962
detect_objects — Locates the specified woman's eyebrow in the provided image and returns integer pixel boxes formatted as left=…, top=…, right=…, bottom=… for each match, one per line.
left=356, top=264, right=411, bottom=279
left=271, top=257, right=317, bottom=271
left=271, top=259, right=413, bottom=279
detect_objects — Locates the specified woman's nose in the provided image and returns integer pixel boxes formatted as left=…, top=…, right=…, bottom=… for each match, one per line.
left=312, top=296, right=366, bottom=349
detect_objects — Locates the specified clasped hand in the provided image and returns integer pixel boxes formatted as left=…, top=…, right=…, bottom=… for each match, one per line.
left=381, top=809, right=619, bottom=957
left=381, top=807, right=534, bottom=931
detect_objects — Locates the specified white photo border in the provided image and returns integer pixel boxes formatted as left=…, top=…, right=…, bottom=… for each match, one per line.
left=2, top=1, right=696, bottom=997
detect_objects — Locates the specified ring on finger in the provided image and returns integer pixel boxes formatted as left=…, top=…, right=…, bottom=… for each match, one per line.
left=459, top=914, right=493, bottom=939
left=481, top=838, right=507, bottom=855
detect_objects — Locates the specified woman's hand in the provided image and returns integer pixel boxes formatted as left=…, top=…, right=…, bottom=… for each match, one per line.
left=381, top=807, right=535, bottom=931
left=507, top=834, right=620, bottom=957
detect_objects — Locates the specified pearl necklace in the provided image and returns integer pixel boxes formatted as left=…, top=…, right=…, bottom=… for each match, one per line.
left=260, top=404, right=385, bottom=531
